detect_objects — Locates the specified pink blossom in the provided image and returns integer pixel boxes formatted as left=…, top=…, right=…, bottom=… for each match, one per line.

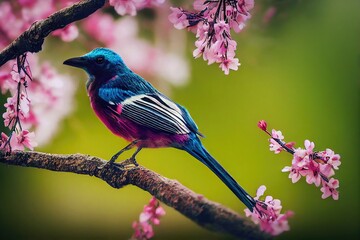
left=319, top=163, right=335, bottom=178
left=292, top=148, right=308, bottom=167
left=269, top=129, right=285, bottom=154
left=132, top=221, right=154, bottom=239
left=318, top=148, right=341, bottom=169
left=0, top=66, right=22, bottom=94
left=209, top=39, right=228, bottom=58
left=257, top=120, right=268, bottom=131
left=170, top=0, right=254, bottom=74
left=10, top=130, right=38, bottom=151
left=1, top=52, right=75, bottom=150
left=304, top=139, right=315, bottom=154
left=219, top=57, right=240, bottom=75
left=82, top=12, right=116, bottom=45
left=292, top=141, right=341, bottom=197
left=132, top=196, right=165, bottom=239
left=245, top=185, right=293, bottom=236
left=139, top=196, right=166, bottom=225
left=168, top=7, right=189, bottom=29
left=304, top=161, right=322, bottom=187
left=11, top=68, right=26, bottom=83
left=282, top=166, right=301, bottom=183
left=320, top=178, right=339, bottom=200
left=214, top=20, right=230, bottom=36
left=109, top=0, right=165, bottom=16
left=0, top=132, right=10, bottom=151
left=271, top=129, right=284, bottom=141
left=52, top=24, right=79, bottom=42
left=3, top=96, right=17, bottom=128
left=110, top=0, right=137, bottom=16
left=3, top=92, right=30, bottom=128
left=193, top=29, right=207, bottom=58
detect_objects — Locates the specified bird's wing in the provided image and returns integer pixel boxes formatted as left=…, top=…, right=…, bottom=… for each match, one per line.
left=120, top=94, right=191, bottom=135
left=99, top=86, right=191, bottom=134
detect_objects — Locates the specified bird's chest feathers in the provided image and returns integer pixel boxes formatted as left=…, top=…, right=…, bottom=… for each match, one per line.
left=89, top=97, right=134, bottom=141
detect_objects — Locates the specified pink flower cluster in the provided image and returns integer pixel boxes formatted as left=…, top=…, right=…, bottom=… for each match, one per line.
left=245, top=185, right=293, bottom=236
left=131, top=196, right=166, bottom=240
left=109, top=0, right=165, bottom=16
left=0, top=130, right=37, bottom=151
left=169, top=0, right=254, bottom=74
left=282, top=141, right=341, bottom=200
left=0, top=52, right=75, bottom=149
left=258, top=120, right=341, bottom=200
left=0, top=55, right=37, bottom=151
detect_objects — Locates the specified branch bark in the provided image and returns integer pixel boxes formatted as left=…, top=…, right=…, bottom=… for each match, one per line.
left=0, top=150, right=270, bottom=240
left=0, top=0, right=105, bottom=67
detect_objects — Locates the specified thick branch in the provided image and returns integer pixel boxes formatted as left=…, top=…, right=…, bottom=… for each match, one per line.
left=0, top=151, right=270, bottom=240
left=0, top=0, right=105, bottom=67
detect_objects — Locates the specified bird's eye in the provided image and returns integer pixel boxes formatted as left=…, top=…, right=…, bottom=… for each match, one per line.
left=96, top=56, right=104, bottom=64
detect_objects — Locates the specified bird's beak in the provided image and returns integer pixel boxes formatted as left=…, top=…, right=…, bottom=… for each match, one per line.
left=63, top=57, right=86, bottom=68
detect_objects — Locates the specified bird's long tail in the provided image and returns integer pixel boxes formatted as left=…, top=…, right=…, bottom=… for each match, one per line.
left=183, top=139, right=256, bottom=211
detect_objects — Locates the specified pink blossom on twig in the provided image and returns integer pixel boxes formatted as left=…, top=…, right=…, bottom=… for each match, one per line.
left=131, top=196, right=166, bottom=240
left=245, top=185, right=293, bottom=236
left=320, top=178, right=339, bottom=200
left=169, top=0, right=254, bottom=74
left=10, top=130, right=37, bottom=151
left=259, top=120, right=341, bottom=200
left=52, top=24, right=79, bottom=42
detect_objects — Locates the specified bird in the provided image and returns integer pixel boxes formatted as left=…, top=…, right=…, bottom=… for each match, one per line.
left=63, top=48, right=256, bottom=211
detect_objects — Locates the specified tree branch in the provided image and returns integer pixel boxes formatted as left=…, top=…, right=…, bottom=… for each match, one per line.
left=0, top=0, right=105, bottom=67
left=0, top=150, right=270, bottom=240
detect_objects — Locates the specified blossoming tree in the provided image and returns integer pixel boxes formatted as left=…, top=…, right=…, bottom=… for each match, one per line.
left=0, top=0, right=344, bottom=239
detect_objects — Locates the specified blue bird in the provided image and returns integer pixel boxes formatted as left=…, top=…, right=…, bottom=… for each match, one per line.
left=63, top=48, right=256, bottom=211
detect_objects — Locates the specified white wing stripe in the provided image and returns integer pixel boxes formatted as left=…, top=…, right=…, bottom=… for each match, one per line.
left=134, top=100, right=189, bottom=133
left=121, top=94, right=190, bottom=134
left=135, top=102, right=189, bottom=133
left=137, top=98, right=187, bottom=129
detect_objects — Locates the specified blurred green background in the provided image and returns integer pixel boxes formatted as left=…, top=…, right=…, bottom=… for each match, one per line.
left=0, top=0, right=359, bottom=239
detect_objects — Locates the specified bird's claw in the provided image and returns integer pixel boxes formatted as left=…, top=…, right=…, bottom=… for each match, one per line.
left=97, top=157, right=138, bottom=170
left=130, top=157, right=139, bottom=166
left=97, top=161, right=111, bottom=170
left=118, top=157, right=138, bottom=169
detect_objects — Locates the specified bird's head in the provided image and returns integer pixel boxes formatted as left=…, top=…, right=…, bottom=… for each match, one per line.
left=63, top=48, right=129, bottom=83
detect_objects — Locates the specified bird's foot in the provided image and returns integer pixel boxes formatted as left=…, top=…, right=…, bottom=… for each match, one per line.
left=97, top=157, right=138, bottom=170
left=117, top=157, right=138, bottom=170
left=97, top=161, right=112, bottom=170
left=129, top=156, right=139, bottom=166
left=106, top=140, right=139, bottom=166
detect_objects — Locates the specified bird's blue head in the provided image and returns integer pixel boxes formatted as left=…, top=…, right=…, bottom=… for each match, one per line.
left=63, top=48, right=129, bottom=86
